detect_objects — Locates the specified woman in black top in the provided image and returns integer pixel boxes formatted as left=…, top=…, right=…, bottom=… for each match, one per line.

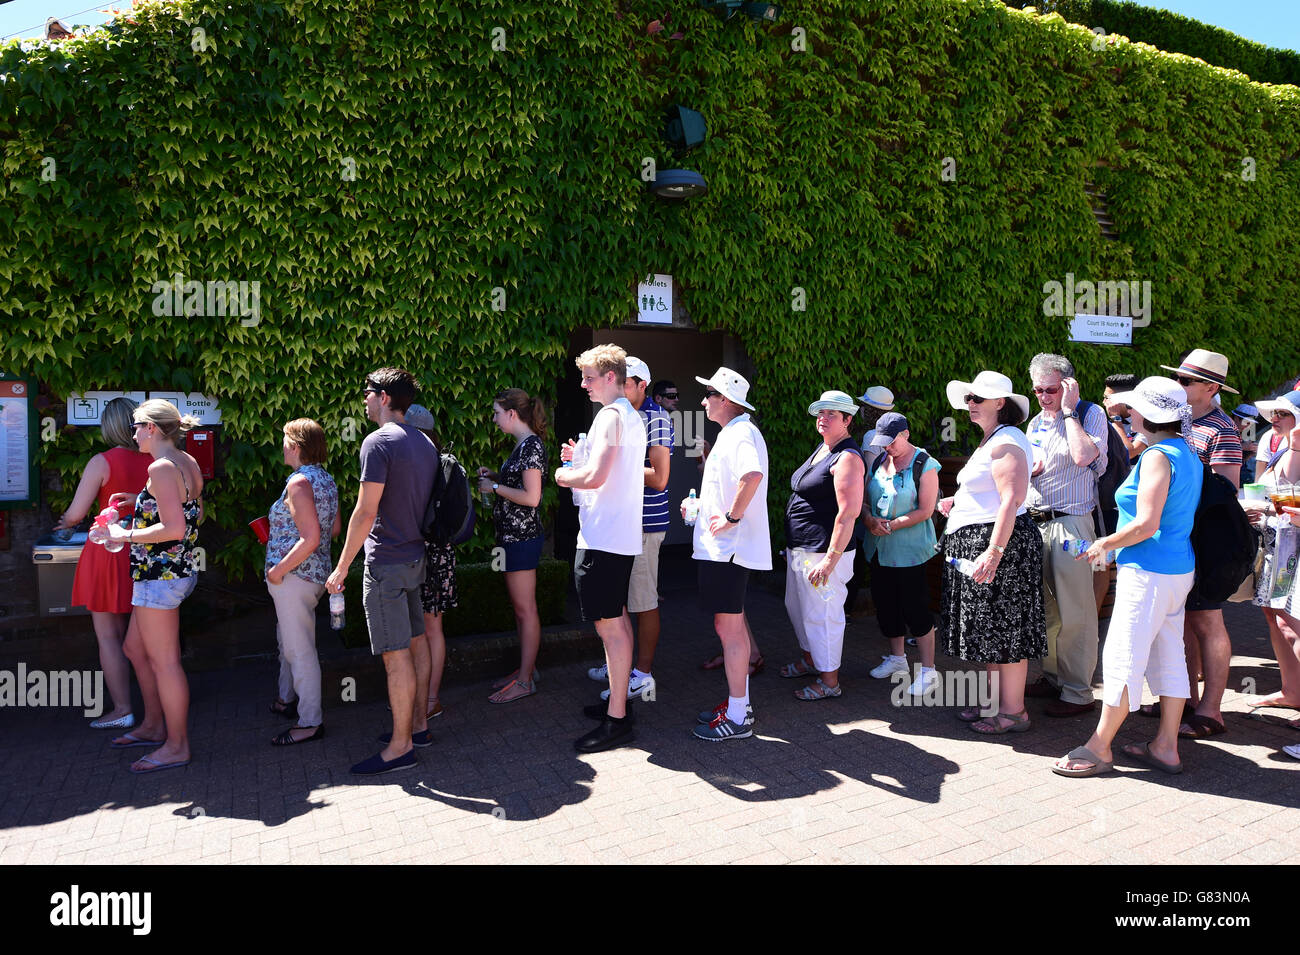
left=478, top=388, right=548, bottom=703
left=780, top=391, right=865, bottom=699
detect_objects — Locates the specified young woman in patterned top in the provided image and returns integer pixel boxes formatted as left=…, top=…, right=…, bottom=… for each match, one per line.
left=479, top=388, right=548, bottom=703
left=102, top=399, right=204, bottom=774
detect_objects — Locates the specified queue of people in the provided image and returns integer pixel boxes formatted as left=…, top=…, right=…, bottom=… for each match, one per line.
left=58, top=346, right=1300, bottom=774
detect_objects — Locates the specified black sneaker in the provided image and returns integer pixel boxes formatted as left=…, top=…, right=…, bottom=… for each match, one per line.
left=575, top=716, right=634, bottom=753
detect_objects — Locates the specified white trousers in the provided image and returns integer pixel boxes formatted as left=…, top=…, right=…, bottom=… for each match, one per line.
left=1102, top=565, right=1194, bottom=711
left=268, top=574, right=326, bottom=727
left=784, top=548, right=855, bottom=673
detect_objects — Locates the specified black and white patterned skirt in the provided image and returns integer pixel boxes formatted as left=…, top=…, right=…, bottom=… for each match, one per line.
left=940, top=512, right=1046, bottom=664
left=420, top=540, right=459, bottom=615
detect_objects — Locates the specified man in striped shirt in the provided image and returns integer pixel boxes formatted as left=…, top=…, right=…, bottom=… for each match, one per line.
left=1023, top=353, right=1108, bottom=717
left=590, top=356, right=675, bottom=701
left=1159, top=349, right=1242, bottom=740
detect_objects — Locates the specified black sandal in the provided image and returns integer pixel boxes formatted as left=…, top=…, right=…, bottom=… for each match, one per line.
left=271, top=726, right=323, bottom=746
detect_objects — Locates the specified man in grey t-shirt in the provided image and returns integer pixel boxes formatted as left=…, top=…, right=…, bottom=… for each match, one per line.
left=327, top=367, right=439, bottom=775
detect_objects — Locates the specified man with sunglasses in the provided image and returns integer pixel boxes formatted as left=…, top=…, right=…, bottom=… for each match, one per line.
left=1156, top=349, right=1242, bottom=740
left=327, top=368, right=440, bottom=775
left=1022, top=353, right=1109, bottom=717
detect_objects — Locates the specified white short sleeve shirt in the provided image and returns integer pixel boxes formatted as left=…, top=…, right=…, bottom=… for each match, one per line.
left=693, top=414, right=772, bottom=570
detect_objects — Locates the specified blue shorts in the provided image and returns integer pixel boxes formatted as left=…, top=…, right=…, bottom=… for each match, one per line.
left=132, top=576, right=197, bottom=610
left=502, top=535, right=544, bottom=572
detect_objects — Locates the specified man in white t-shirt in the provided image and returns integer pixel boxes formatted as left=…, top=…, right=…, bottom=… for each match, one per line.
left=690, top=367, right=771, bottom=741
left=555, top=344, right=647, bottom=753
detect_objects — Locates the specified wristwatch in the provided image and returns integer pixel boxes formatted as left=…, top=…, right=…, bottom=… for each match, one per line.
left=492, top=483, right=499, bottom=492
left=725, top=511, right=741, bottom=523
left=1062, top=409, right=1078, bottom=420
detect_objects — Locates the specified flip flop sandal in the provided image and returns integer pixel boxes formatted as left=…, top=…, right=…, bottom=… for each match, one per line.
left=1121, top=741, right=1183, bottom=774
left=1178, top=713, right=1226, bottom=739
left=779, top=660, right=816, bottom=679
left=129, top=755, right=191, bottom=774
left=1138, top=701, right=1192, bottom=720
left=1052, top=745, right=1114, bottom=777
left=1248, top=710, right=1300, bottom=730
left=700, top=654, right=725, bottom=670
left=110, top=732, right=166, bottom=749
left=794, top=678, right=842, bottom=701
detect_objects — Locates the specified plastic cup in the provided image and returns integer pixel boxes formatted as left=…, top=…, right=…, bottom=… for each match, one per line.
left=249, top=516, right=271, bottom=544
left=1243, top=483, right=1269, bottom=502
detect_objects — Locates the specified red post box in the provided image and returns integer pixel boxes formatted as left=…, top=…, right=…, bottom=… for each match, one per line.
left=186, top=428, right=216, bottom=479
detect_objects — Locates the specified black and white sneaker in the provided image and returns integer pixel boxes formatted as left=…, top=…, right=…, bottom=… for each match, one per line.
left=692, top=711, right=753, bottom=741
left=696, top=701, right=754, bottom=725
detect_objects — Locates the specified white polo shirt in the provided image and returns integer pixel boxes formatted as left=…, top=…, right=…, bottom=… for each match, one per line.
left=577, top=397, right=646, bottom=556
left=693, top=413, right=772, bottom=570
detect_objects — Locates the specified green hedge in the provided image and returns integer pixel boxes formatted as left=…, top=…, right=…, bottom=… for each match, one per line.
left=4, top=0, right=1300, bottom=571
left=1008, top=1, right=1300, bottom=85
left=336, top=557, right=569, bottom=648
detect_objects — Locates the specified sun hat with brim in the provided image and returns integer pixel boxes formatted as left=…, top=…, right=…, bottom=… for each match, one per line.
left=625, top=356, right=651, bottom=383
left=857, top=386, right=894, bottom=411
left=945, top=371, right=1030, bottom=420
left=1107, top=377, right=1191, bottom=433
left=1231, top=403, right=1259, bottom=420
left=1255, top=390, right=1300, bottom=422
left=695, top=366, right=755, bottom=411
left=808, top=390, right=858, bottom=416
left=1159, top=348, right=1239, bottom=394
left=869, top=412, right=910, bottom=447
left=405, top=404, right=435, bottom=432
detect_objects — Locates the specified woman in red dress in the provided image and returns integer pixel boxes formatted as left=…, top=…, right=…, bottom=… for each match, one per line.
left=55, top=397, right=152, bottom=729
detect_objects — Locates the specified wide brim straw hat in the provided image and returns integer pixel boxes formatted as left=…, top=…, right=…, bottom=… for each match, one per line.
left=1107, top=376, right=1190, bottom=427
left=695, top=366, right=755, bottom=411
left=945, top=371, right=1030, bottom=420
left=1159, top=348, right=1239, bottom=394
left=807, top=390, right=858, bottom=416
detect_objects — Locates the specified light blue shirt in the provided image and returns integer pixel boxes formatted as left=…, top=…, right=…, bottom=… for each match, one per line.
left=864, top=449, right=941, bottom=568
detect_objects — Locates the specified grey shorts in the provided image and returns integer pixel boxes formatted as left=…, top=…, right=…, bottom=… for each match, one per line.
left=132, top=576, right=197, bottom=610
left=362, top=557, right=426, bottom=655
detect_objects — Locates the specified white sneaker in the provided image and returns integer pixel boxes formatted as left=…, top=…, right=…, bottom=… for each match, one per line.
left=601, top=672, right=657, bottom=702
left=1284, top=743, right=1300, bottom=761
left=587, top=663, right=609, bottom=681
left=906, top=667, right=940, bottom=696
left=870, top=655, right=909, bottom=679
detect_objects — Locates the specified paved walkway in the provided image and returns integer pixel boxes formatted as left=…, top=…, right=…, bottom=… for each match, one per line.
left=3, top=559, right=1299, bottom=864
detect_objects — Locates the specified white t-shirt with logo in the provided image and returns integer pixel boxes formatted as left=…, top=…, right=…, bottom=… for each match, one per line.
left=693, top=414, right=772, bottom=570
left=577, top=397, right=647, bottom=556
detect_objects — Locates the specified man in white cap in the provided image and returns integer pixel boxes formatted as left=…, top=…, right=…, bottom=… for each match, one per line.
left=1156, top=349, right=1242, bottom=739
left=1022, top=353, right=1108, bottom=717
left=691, top=367, right=771, bottom=740
left=587, top=356, right=673, bottom=701
left=556, top=344, right=647, bottom=752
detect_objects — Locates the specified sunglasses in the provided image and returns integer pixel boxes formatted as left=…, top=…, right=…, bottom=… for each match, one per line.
left=361, top=387, right=381, bottom=397
left=661, top=393, right=679, bottom=399
left=704, top=389, right=723, bottom=399
left=1032, top=385, right=1060, bottom=395
left=132, top=421, right=149, bottom=431
left=963, top=394, right=985, bottom=404
left=1174, top=376, right=1204, bottom=388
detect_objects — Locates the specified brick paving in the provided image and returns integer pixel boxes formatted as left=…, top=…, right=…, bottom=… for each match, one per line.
left=3, top=556, right=1299, bottom=864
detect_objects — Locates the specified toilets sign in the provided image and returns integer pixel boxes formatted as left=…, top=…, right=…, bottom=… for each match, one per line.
left=637, top=273, right=672, bottom=324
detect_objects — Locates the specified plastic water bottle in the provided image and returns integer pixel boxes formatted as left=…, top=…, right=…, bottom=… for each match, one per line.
left=329, top=592, right=345, bottom=630
left=88, top=506, right=125, bottom=553
left=802, top=558, right=835, bottom=602
left=946, top=555, right=980, bottom=578
left=571, top=433, right=593, bottom=507
left=682, top=489, right=700, bottom=526
left=1062, top=539, right=1114, bottom=564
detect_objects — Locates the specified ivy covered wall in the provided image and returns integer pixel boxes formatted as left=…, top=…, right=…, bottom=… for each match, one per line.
left=3, top=0, right=1299, bottom=579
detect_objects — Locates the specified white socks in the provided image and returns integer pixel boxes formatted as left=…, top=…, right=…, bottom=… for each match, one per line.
left=726, top=677, right=751, bottom=725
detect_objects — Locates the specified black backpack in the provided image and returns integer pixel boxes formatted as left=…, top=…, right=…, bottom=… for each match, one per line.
left=421, top=443, right=476, bottom=546
left=1189, top=463, right=1258, bottom=602
left=870, top=448, right=931, bottom=490
left=1076, top=400, right=1131, bottom=513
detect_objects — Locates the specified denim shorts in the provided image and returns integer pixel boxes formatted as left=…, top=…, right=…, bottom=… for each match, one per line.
left=502, top=534, right=545, bottom=572
left=362, top=557, right=426, bottom=655
left=132, top=576, right=198, bottom=610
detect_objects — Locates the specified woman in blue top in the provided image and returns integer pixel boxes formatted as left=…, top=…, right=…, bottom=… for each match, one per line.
left=862, top=412, right=942, bottom=697
left=265, top=419, right=340, bottom=745
left=1053, top=378, right=1202, bottom=777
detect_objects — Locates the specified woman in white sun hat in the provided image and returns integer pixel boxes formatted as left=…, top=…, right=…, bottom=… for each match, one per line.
left=938, top=371, right=1045, bottom=735
left=779, top=390, right=864, bottom=700
left=689, top=367, right=771, bottom=741
left=1052, top=377, right=1202, bottom=777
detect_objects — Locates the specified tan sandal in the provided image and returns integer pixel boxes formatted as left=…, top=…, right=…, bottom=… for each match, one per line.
left=970, top=709, right=1031, bottom=734
left=488, top=678, right=537, bottom=704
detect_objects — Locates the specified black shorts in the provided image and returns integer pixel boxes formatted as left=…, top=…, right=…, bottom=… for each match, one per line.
left=870, top=557, right=933, bottom=639
left=1185, top=582, right=1222, bottom=613
left=573, top=549, right=634, bottom=622
left=697, top=558, right=751, bottom=615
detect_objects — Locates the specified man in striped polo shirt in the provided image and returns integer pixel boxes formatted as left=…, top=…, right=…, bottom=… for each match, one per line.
left=589, top=356, right=674, bottom=702
left=1158, top=349, right=1242, bottom=740
left=1023, top=353, right=1109, bottom=717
